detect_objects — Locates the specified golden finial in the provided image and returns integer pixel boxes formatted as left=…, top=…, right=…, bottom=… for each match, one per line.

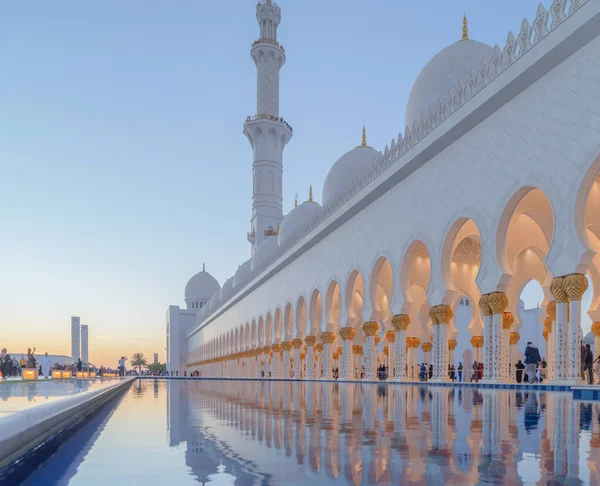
left=202, top=262, right=206, bottom=272
left=308, top=185, right=313, bottom=202
left=462, top=13, right=469, bottom=40
left=361, top=126, right=367, bottom=147
left=294, top=194, right=298, bottom=208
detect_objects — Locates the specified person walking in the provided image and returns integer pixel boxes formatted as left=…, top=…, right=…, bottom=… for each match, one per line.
left=77, top=358, right=83, bottom=372
left=471, top=361, right=478, bottom=382
left=581, top=341, right=587, bottom=382
left=420, top=363, right=426, bottom=382
left=584, top=344, right=594, bottom=384
left=26, top=347, right=36, bottom=369
left=458, top=362, right=463, bottom=382
left=515, top=360, right=525, bottom=383
left=524, top=341, right=541, bottom=384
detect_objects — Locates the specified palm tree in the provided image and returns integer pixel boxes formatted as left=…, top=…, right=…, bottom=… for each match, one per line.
left=130, top=353, right=148, bottom=375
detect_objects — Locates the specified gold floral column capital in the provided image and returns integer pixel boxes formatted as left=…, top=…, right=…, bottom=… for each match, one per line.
left=271, top=343, right=282, bottom=352
left=488, top=292, right=508, bottom=314
left=550, top=277, right=568, bottom=303
left=422, top=342, right=432, bottom=352
left=362, top=321, right=379, bottom=337
left=543, top=328, right=549, bottom=341
left=281, top=341, right=292, bottom=351
left=592, top=322, right=600, bottom=336
left=383, top=346, right=389, bottom=356
left=391, top=314, right=410, bottom=331
left=547, top=301, right=556, bottom=320
left=428, top=306, right=440, bottom=325
left=448, top=339, right=457, bottom=350
left=337, top=346, right=342, bottom=355
left=339, top=327, right=356, bottom=341
left=305, top=335, right=317, bottom=347
left=315, top=343, right=323, bottom=353
left=352, top=345, right=363, bottom=355
left=503, top=311, right=514, bottom=330
left=509, top=332, right=520, bottom=345
left=479, top=294, right=492, bottom=316
left=564, top=273, right=588, bottom=301
left=320, top=331, right=336, bottom=344
left=374, top=334, right=381, bottom=346
left=470, top=336, right=484, bottom=348
left=292, top=338, right=303, bottom=349
left=263, top=345, right=271, bottom=354
left=544, top=317, right=552, bottom=331
left=385, top=329, right=396, bottom=343
left=436, top=304, right=453, bottom=324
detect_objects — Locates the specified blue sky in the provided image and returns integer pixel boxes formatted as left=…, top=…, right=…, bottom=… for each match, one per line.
left=0, top=0, right=590, bottom=365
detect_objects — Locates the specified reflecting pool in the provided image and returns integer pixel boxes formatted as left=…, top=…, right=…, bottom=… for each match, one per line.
left=0, top=378, right=125, bottom=417
left=22, top=380, right=600, bottom=485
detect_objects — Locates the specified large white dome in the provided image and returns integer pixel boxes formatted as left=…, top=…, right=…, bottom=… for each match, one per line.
left=184, top=267, right=220, bottom=303
left=251, top=236, right=279, bottom=272
left=405, top=38, right=493, bottom=128
left=322, top=137, right=378, bottom=207
left=279, top=200, right=322, bottom=248
left=220, top=277, right=234, bottom=302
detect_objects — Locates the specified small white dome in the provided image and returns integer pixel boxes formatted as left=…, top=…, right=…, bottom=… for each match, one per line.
left=251, top=236, right=279, bottom=272
left=233, top=259, right=252, bottom=288
left=279, top=200, right=323, bottom=248
left=220, top=277, right=234, bottom=302
left=405, top=38, right=493, bottom=128
left=322, top=142, right=378, bottom=206
left=184, top=267, right=220, bottom=303
left=208, top=291, right=220, bottom=312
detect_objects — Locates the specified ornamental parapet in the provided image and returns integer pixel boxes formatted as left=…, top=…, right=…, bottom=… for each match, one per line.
left=252, top=38, right=285, bottom=52
left=244, top=114, right=293, bottom=132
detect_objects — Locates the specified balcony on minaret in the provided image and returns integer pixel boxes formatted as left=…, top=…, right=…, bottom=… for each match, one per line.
left=256, top=0, right=281, bottom=42
left=247, top=229, right=256, bottom=244
left=243, top=114, right=293, bottom=133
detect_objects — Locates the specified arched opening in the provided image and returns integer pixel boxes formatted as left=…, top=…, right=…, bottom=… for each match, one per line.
left=258, top=317, right=265, bottom=347
left=251, top=320, right=257, bottom=348
left=442, top=219, right=483, bottom=376
left=284, top=303, right=294, bottom=341
left=245, top=322, right=251, bottom=350
left=309, top=289, right=322, bottom=336
left=400, top=241, right=431, bottom=372
left=274, top=308, right=283, bottom=344
left=296, top=297, right=307, bottom=339
left=370, top=257, right=393, bottom=326
left=265, top=312, right=273, bottom=346
left=325, top=281, right=341, bottom=333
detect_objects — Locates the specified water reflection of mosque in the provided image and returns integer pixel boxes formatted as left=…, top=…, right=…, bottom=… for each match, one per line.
left=167, top=380, right=600, bottom=485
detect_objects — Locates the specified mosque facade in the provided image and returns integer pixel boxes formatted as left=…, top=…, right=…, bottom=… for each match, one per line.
left=167, top=0, right=600, bottom=385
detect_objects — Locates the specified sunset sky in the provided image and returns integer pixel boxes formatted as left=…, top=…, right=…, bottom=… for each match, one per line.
left=1, top=0, right=591, bottom=367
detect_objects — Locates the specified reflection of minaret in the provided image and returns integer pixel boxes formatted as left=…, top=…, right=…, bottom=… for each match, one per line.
left=244, top=0, right=293, bottom=253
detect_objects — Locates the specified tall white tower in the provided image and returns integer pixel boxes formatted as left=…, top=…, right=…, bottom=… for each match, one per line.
left=244, top=0, right=293, bottom=253
left=71, top=316, right=80, bottom=361
left=81, top=324, right=89, bottom=364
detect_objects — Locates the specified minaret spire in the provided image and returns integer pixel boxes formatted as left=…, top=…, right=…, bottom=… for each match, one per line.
left=244, top=0, right=293, bottom=255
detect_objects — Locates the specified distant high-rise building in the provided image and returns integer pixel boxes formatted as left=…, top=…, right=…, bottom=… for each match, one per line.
left=154, top=353, right=159, bottom=364
left=71, top=317, right=80, bottom=361
left=81, top=325, right=89, bottom=364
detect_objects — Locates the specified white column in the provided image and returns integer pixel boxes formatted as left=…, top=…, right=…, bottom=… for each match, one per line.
left=271, top=344, right=282, bottom=378
left=480, top=295, right=493, bottom=380
left=292, top=339, right=302, bottom=379
left=565, top=273, right=587, bottom=382
left=262, top=346, right=270, bottom=378
left=392, top=316, right=408, bottom=381
left=430, top=305, right=452, bottom=382
left=362, top=322, right=378, bottom=381
left=320, top=332, right=335, bottom=380
left=339, top=327, right=356, bottom=380
left=305, top=337, right=316, bottom=380
left=502, top=313, right=514, bottom=381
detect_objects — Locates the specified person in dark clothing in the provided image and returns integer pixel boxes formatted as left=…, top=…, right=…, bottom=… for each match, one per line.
left=524, top=342, right=541, bottom=384
left=428, top=364, right=433, bottom=380
left=515, top=360, right=525, bottom=383
left=582, top=342, right=587, bottom=382
left=584, top=343, right=594, bottom=384
left=458, top=362, right=463, bottom=382
left=77, top=358, right=83, bottom=371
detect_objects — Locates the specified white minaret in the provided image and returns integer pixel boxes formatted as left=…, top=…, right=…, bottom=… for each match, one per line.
left=71, top=316, right=80, bottom=360
left=244, top=0, right=293, bottom=253
left=81, top=324, right=89, bottom=364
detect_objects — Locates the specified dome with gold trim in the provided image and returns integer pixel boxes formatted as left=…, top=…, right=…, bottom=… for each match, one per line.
left=405, top=16, right=493, bottom=128
left=278, top=187, right=323, bottom=248
left=322, top=127, right=378, bottom=206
